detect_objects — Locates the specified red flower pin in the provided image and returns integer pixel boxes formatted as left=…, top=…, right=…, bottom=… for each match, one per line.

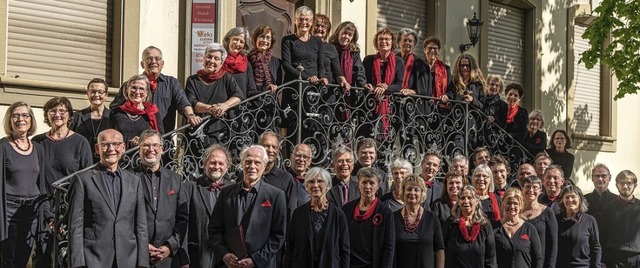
left=521, top=234, right=530, bottom=240
left=535, top=138, right=541, bottom=144
left=260, top=200, right=272, bottom=207
left=372, top=213, right=383, bottom=226
left=168, top=189, right=175, bottom=195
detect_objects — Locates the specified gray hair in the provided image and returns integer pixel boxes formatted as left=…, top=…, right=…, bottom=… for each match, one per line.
left=205, top=43, right=228, bottom=62
left=304, top=167, right=332, bottom=188
left=332, top=145, right=353, bottom=163
left=138, top=129, right=163, bottom=145
left=521, top=175, right=542, bottom=188
left=259, top=131, right=279, bottom=143
left=452, top=154, right=469, bottom=165
left=473, top=164, right=495, bottom=192
left=357, top=167, right=381, bottom=183
left=125, top=74, right=150, bottom=102
left=203, top=144, right=232, bottom=168
left=223, top=27, right=251, bottom=55
left=558, top=185, right=589, bottom=214
left=241, top=145, right=268, bottom=164
left=591, top=163, right=611, bottom=177
left=397, top=28, right=419, bottom=47
left=390, top=158, right=412, bottom=172
left=295, top=6, right=314, bottom=18
left=142, top=46, right=163, bottom=59
left=451, top=185, right=489, bottom=224
left=529, top=109, right=545, bottom=128
left=544, top=165, right=565, bottom=178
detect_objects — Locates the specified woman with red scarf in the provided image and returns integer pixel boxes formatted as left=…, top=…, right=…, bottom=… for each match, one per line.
left=444, top=184, right=497, bottom=267
left=108, top=74, right=161, bottom=148
left=184, top=43, right=244, bottom=147
left=248, top=25, right=281, bottom=96
left=361, top=28, right=404, bottom=139
left=421, top=37, right=454, bottom=101
left=397, top=28, right=427, bottom=95
left=497, top=83, right=529, bottom=142
left=343, top=167, right=395, bottom=268
left=472, top=164, right=503, bottom=229
left=222, top=27, right=256, bottom=98
left=329, top=21, right=367, bottom=87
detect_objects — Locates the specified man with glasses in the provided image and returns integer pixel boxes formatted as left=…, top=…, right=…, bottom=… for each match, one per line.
left=133, top=130, right=188, bottom=268
left=68, top=129, right=149, bottom=267
left=600, top=170, right=640, bottom=267
left=584, top=164, right=617, bottom=223
left=287, top=143, right=312, bottom=206
left=111, top=46, right=200, bottom=132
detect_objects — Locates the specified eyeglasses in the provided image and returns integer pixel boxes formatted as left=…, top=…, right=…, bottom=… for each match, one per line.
left=523, top=185, right=541, bottom=190
left=617, top=181, right=636, bottom=186
left=129, top=87, right=147, bottom=92
left=293, top=153, right=311, bottom=161
left=140, top=143, right=163, bottom=150
left=592, top=174, right=610, bottom=179
left=99, top=142, right=124, bottom=149
left=11, top=113, right=31, bottom=120
left=48, top=109, right=68, bottom=115
left=459, top=64, right=471, bottom=69
left=145, top=56, right=163, bottom=63
left=88, top=90, right=106, bottom=95
left=258, top=35, right=272, bottom=41
left=425, top=46, right=440, bottom=51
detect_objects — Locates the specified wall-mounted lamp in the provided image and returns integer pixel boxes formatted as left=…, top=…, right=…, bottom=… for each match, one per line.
left=459, top=12, right=484, bottom=54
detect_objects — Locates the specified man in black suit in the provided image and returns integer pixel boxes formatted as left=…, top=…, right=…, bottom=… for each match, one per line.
left=287, top=143, right=312, bottom=207
left=134, top=130, right=188, bottom=268
left=68, top=129, right=149, bottom=268
left=184, top=144, right=233, bottom=268
left=328, top=146, right=360, bottom=207
left=209, top=145, right=287, bottom=268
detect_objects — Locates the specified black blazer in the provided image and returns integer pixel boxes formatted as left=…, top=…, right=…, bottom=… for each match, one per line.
left=68, top=166, right=149, bottom=268
left=343, top=198, right=396, bottom=268
left=496, top=104, right=529, bottom=142
left=327, top=176, right=360, bottom=207
left=209, top=180, right=287, bottom=268
left=135, top=166, right=189, bottom=268
left=184, top=177, right=231, bottom=268
left=284, top=202, right=350, bottom=268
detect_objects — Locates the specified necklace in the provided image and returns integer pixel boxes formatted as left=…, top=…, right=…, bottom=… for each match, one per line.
left=505, top=220, right=520, bottom=227
left=48, top=128, right=70, bottom=141
left=403, top=207, right=423, bottom=233
left=12, top=137, right=31, bottom=152
left=310, top=200, right=329, bottom=213
left=127, top=113, right=141, bottom=121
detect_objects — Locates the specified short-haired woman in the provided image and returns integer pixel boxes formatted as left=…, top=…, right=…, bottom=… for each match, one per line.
left=545, top=129, right=575, bottom=179
left=431, top=170, right=469, bottom=225
left=555, top=185, right=601, bottom=267
left=520, top=175, right=558, bottom=268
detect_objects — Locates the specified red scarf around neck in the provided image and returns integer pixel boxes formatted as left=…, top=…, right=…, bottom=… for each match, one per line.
left=458, top=217, right=482, bottom=242
left=119, top=101, right=159, bottom=131
left=222, top=53, right=248, bottom=74
left=248, top=48, right=272, bottom=87
left=197, top=69, right=226, bottom=84
left=145, top=73, right=158, bottom=92
left=372, top=52, right=396, bottom=135
left=488, top=192, right=501, bottom=221
left=506, top=104, right=519, bottom=124
left=337, top=44, right=353, bottom=85
left=433, top=59, right=448, bottom=98
left=353, top=198, right=379, bottom=221
left=401, top=52, right=414, bottom=89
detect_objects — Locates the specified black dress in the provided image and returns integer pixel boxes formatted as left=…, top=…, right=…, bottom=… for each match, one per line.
left=526, top=207, right=558, bottom=268
left=556, top=212, right=601, bottom=267
left=393, top=209, right=445, bottom=268
left=494, top=222, right=543, bottom=268
left=343, top=198, right=396, bottom=268
left=281, top=34, right=325, bottom=82
left=523, top=130, right=547, bottom=156
left=443, top=218, right=497, bottom=268
left=284, top=202, right=350, bottom=268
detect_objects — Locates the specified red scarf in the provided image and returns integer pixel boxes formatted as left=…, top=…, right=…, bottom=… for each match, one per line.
left=401, top=53, right=414, bottom=89
left=119, top=101, right=159, bottom=131
left=488, top=192, right=501, bottom=221
left=145, top=73, right=158, bottom=92
left=372, top=52, right=396, bottom=135
left=337, top=44, right=353, bottom=85
left=353, top=198, right=379, bottom=221
left=458, top=217, right=482, bottom=242
left=248, top=49, right=272, bottom=87
left=222, top=53, right=248, bottom=74
left=506, top=104, right=519, bottom=124
left=197, top=69, right=226, bottom=84
left=433, top=59, right=448, bottom=98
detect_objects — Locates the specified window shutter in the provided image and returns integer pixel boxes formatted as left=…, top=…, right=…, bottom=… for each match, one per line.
left=487, top=2, right=525, bottom=86
left=572, top=24, right=601, bottom=135
left=377, top=0, right=428, bottom=58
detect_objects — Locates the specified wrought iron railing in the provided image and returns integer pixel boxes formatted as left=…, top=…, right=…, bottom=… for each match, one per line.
left=50, top=79, right=532, bottom=267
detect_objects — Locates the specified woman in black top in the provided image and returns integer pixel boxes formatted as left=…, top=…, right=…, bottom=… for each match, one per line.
left=394, top=174, right=445, bottom=268
left=185, top=43, right=244, bottom=148
left=443, top=184, right=496, bottom=268
left=329, top=21, right=367, bottom=87
left=108, top=74, right=161, bottom=148
left=312, top=14, right=349, bottom=88
left=0, top=102, right=51, bottom=267
left=499, top=83, right=529, bottom=142
left=222, top=27, right=256, bottom=98
left=281, top=6, right=324, bottom=84
left=380, top=158, right=412, bottom=212
left=472, top=165, right=502, bottom=228
left=494, top=188, right=543, bottom=268
left=523, top=110, right=547, bottom=156
left=71, top=78, right=111, bottom=162
left=248, top=25, right=282, bottom=96
left=343, top=167, right=395, bottom=268
left=431, top=170, right=469, bottom=225
left=520, top=176, right=558, bottom=268
left=555, top=186, right=601, bottom=267
left=284, top=167, right=350, bottom=268
left=545, top=129, right=575, bottom=179
left=445, top=54, right=486, bottom=109
left=484, top=75, right=506, bottom=126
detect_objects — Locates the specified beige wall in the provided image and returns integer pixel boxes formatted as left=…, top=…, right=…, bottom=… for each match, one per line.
left=138, top=0, right=181, bottom=78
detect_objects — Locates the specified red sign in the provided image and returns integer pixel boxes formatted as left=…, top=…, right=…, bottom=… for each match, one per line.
left=192, top=3, right=215, bottom=23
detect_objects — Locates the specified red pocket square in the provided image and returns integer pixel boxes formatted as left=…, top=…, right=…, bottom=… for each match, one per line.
left=168, top=189, right=175, bottom=195
left=520, top=234, right=530, bottom=240
left=260, top=200, right=272, bottom=207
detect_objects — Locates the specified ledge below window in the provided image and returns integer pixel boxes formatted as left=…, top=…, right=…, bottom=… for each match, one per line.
left=572, top=133, right=616, bottom=152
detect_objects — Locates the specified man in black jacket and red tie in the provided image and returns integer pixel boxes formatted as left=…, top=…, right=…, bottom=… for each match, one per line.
left=209, top=145, right=287, bottom=268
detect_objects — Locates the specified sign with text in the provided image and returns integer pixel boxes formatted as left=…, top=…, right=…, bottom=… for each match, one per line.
left=191, top=0, right=216, bottom=75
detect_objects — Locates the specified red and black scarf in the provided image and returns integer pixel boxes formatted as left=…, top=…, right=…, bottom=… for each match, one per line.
left=145, top=73, right=159, bottom=92
left=119, top=101, right=159, bottom=131
left=401, top=53, right=414, bottom=89
left=506, top=104, right=519, bottom=124
left=372, top=52, right=396, bottom=134
left=248, top=49, right=272, bottom=87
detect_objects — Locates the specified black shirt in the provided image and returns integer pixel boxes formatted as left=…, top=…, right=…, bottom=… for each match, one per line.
left=430, top=198, right=453, bottom=226
left=394, top=209, right=445, bottom=268
left=494, top=222, right=543, bottom=268
left=600, top=197, right=640, bottom=254
left=236, top=180, right=262, bottom=223
left=556, top=212, right=601, bottom=267
left=526, top=207, right=558, bottom=268
left=585, top=189, right=618, bottom=224
left=443, top=218, right=497, bottom=268
left=3, top=142, right=40, bottom=197
left=545, top=149, right=575, bottom=179
left=142, top=168, right=161, bottom=209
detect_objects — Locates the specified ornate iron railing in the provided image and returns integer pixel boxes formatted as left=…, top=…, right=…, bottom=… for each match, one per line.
left=50, top=79, right=532, bottom=267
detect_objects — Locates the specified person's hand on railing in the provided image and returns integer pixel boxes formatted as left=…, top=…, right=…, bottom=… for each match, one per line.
left=462, top=91, right=474, bottom=103
left=129, top=136, right=140, bottom=147
left=209, top=103, right=228, bottom=118
left=400, top=88, right=416, bottom=95
left=187, top=114, right=203, bottom=127
left=267, top=84, right=278, bottom=93
left=320, top=77, right=329, bottom=86
left=373, top=83, right=388, bottom=98
left=338, top=76, right=351, bottom=92
left=486, top=115, right=495, bottom=124
left=440, top=95, right=449, bottom=103
left=307, top=75, right=320, bottom=84
left=364, top=83, right=374, bottom=92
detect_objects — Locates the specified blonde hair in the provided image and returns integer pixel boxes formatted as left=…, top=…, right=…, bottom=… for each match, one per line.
left=500, top=188, right=525, bottom=223
left=400, top=174, right=427, bottom=204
